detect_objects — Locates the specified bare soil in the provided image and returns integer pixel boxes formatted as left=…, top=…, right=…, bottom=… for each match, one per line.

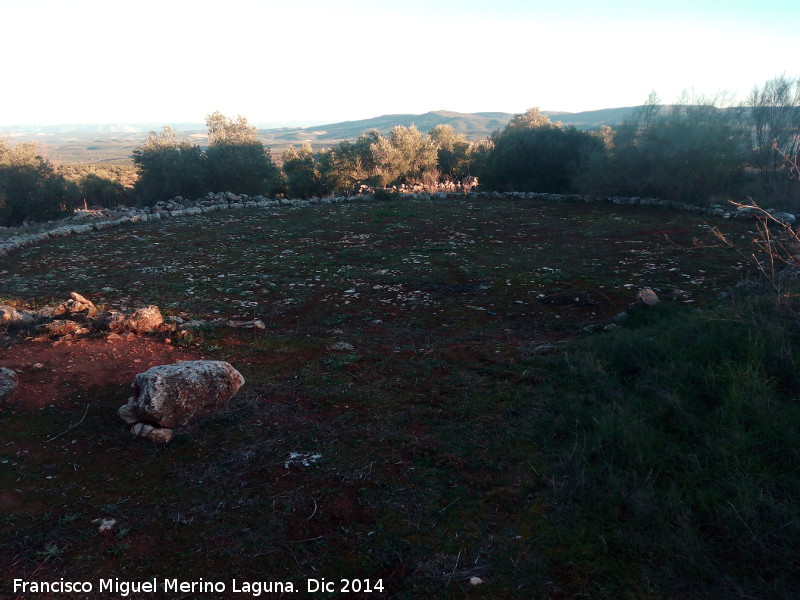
left=1, top=336, right=204, bottom=409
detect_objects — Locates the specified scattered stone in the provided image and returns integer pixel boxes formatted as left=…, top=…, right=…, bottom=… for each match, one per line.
left=531, top=343, right=556, bottom=354
left=284, top=452, right=322, bottom=468
left=226, top=319, right=266, bottom=331
left=92, top=517, right=116, bottom=532
left=177, top=320, right=207, bottom=331
left=604, top=324, right=620, bottom=332
left=469, top=577, right=484, bottom=586
left=636, top=288, right=660, bottom=306
left=736, top=206, right=760, bottom=215
left=109, top=305, right=163, bottom=334
left=106, top=332, right=123, bottom=342
left=330, top=341, right=355, bottom=351
left=0, top=367, right=18, bottom=401
left=772, top=212, right=797, bottom=226
left=119, top=360, right=245, bottom=429
left=130, top=422, right=173, bottom=443
left=53, top=292, right=97, bottom=319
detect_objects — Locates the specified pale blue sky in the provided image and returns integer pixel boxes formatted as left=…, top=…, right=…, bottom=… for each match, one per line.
left=1, top=0, right=798, bottom=125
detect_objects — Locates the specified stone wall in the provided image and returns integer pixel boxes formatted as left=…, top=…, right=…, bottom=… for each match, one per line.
left=0, top=190, right=794, bottom=259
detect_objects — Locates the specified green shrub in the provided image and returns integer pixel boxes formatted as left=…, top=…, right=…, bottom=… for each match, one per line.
left=479, top=112, right=600, bottom=193
left=0, top=139, right=79, bottom=225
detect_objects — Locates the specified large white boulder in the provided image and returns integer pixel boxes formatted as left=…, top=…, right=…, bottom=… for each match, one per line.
left=119, top=361, right=244, bottom=429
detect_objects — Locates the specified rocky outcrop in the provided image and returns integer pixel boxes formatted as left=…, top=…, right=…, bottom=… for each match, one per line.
left=0, top=305, right=36, bottom=331
left=0, top=367, right=18, bottom=401
left=39, top=319, right=83, bottom=337
left=2, top=293, right=171, bottom=343
left=53, top=292, right=97, bottom=319
left=108, top=305, right=164, bottom=334
left=119, top=361, right=244, bottom=435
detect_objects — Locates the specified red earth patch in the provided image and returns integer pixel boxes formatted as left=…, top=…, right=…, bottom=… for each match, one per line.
left=0, top=336, right=206, bottom=409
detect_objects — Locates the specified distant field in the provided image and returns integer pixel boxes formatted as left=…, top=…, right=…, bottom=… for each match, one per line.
left=6, top=131, right=144, bottom=164
left=3, top=198, right=795, bottom=599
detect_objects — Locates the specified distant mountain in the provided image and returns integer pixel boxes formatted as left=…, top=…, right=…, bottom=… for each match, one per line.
left=255, top=108, right=648, bottom=149
left=260, top=110, right=516, bottom=145
left=545, top=106, right=646, bottom=129
left=0, top=107, right=649, bottom=163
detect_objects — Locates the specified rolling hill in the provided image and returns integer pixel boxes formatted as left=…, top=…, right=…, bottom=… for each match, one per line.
left=0, top=107, right=645, bottom=163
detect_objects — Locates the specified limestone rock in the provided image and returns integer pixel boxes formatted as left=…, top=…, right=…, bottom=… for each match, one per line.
left=636, top=288, right=660, bottom=306
left=109, top=305, right=163, bottom=334
left=130, top=423, right=173, bottom=443
left=119, top=360, right=244, bottom=428
left=53, top=292, right=97, bottom=319
left=226, top=319, right=266, bottom=331
left=0, top=305, right=36, bottom=329
left=772, top=212, right=797, bottom=226
left=36, top=306, right=56, bottom=320
left=92, top=517, right=117, bottom=532
left=177, top=320, right=207, bottom=331
left=0, top=367, right=18, bottom=401
left=39, top=319, right=81, bottom=337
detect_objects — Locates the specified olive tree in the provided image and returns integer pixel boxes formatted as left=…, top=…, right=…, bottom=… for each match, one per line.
left=132, top=127, right=206, bottom=204
left=204, top=112, right=280, bottom=195
left=0, top=139, right=79, bottom=225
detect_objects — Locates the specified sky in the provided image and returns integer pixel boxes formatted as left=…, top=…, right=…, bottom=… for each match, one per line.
left=1, top=0, right=799, bottom=126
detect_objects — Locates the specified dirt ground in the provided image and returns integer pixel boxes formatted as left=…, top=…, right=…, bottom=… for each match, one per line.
left=0, top=335, right=205, bottom=409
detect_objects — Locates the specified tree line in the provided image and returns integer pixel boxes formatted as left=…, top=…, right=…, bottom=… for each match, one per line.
left=2, top=75, right=799, bottom=227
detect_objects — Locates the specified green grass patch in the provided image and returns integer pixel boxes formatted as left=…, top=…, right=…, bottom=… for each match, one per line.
left=534, top=299, right=800, bottom=599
